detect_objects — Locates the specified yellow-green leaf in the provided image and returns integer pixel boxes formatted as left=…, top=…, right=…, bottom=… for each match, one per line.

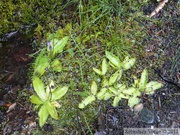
left=112, top=96, right=121, bottom=107
left=46, top=79, right=55, bottom=98
left=139, top=69, right=148, bottom=91
left=51, top=101, right=61, bottom=108
left=105, top=51, right=121, bottom=68
left=145, top=81, right=163, bottom=94
left=128, top=96, right=140, bottom=108
left=96, top=88, right=107, bottom=100
left=108, top=87, right=118, bottom=95
left=53, top=36, right=69, bottom=56
left=34, top=51, right=50, bottom=76
left=38, top=104, right=49, bottom=127
left=103, top=92, right=113, bottom=100
left=122, top=87, right=136, bottom=95
left=30, top=95, right=43, bottom=105
left=93, top=68, right=102, bottom=75
left=109, top=70, right=121, bottom=85
left=91, top=81, right=98, bottom=95
left=102, top=79, right=109, bottom=87
left=64, top=23, right=72, bottom=32
left=78, top=95, right=96, bottom=109
left=122, top=57, right=136, bottom=70
left=51, top=86, right=68, bottom=101
left=51, top=59, right=62, bottom=72
left=101, top=58, right=108, bottom=75
left=119, top=93, right=129, bottom=99
left=33, top=76, right=47, bottom=101
left=45, top=101, right=58, bottom=120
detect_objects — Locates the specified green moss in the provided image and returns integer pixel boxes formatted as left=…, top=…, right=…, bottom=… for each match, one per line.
left=0, top=0, right=63, bottom=35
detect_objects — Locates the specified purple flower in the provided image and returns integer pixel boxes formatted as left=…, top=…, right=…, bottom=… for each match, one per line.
left=47, top=41, right=52, bottom=51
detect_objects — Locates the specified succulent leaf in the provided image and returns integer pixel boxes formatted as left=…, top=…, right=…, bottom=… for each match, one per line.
left=78, top=95, right=96, bottom=109
left=38, top=104, right=49, bottom=127
left=45, top=101, right=58, bottom=120
left=51, top=86, right=68, bottom=101
left=93, top=68, right=102, bottom=75
left=145, top=81, right=163, bottom=94
left=33, top=76, right=47, bottom=101
left=101, top=58, right=108, bottom=75
left=139, top=69, right=148, bottom=91
left=105, top=51, right=121, bottom=68
left=51, top=59, right=62, bottom=72
left=112, top=96, right=121, bottom=107
left=96, top=88, right=107, bottom=100
left=53, top=36, right=69, bottom=57
left=30, top=95, right=43, bottom=105
left=91, top=81, right=98, bottom=95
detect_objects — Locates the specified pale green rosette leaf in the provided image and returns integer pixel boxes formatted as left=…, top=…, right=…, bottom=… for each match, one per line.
left=78, top=95, right=96, bottom=109
left=96, top=88, right=107, bottom=100
left=128, top=96, right=140, bottom=108
left=102, top=79, right=109, bottom=87
left=133, top=90, right=141, bottom=97
left=51, top=101, right=61, bottom=108
left=93, top=68, right=102, bottom=75
left=145, top=81, right=163, bottom=94
left=122, top=87, right=136, bottom=95
left=34, top=51, right=50, bottom=76
left=101, top=58, right=108, bottom=75
left=105, top=51, right=121, bottom=68
left=30, top=95, right=43, bottom=105
left=118, top=93, right=129, bottom=99
left=133, top=76, right=139, bottom=87
left=103, top=92, right=113, bottom=100
left=91, top=81, right=98, bottom=95
left=51, top=86, right=68, bottom=101
left=109, top=70, right=122, bottom=86
left=53, top=36, right=69, bottom=56
left=33, top=76, right=47, bottom=101
left=108, top=87, right=118, bottom=95
left=38, top=104, right=49, bottom=127
left=139, top=69, right=148, bottom=91
left=45, top=101, right=58, bottom=120
left=46, top=80, right=55, bottom=98
left=51, top=59, right=62, bottom=72
left=112, top=96, right=121, bottom=107
left=122, top=57, right=136, bottom=70
left=117, top=84, right=126, bottom=92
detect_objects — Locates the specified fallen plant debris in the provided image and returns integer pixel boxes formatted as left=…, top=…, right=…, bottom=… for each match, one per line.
left=149, top=0, right=169, bottom=18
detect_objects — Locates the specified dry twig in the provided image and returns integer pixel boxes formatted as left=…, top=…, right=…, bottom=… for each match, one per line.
left=149, top=0, right=169, bottom=18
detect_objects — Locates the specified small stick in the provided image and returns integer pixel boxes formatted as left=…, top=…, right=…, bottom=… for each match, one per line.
left=149, top=0, right=169, bottom=18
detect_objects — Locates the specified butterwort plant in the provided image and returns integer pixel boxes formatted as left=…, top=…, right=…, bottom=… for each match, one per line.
left=78, top=51, right=163, bottom=109
left=30, top=25, right=71, bottom=127
left=30, top=77, right=68, bottom=127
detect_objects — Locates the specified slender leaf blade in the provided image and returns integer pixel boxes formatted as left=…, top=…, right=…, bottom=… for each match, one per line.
left=30, top=95, right=43, bottom=105
left=51, top=86, right=68, bottom=101
left=93, top=68, right=102, bottom=75
left=51, top=59, right=62, bottom=72
left=91, top=81, right=98, bottom=95
left=101, top=58, right=108, bottom=75
left=78, top=95, right=96, bottom=109
left=45, top=101, right=58, bottom=120
left=53, top=36, right=69, bottom=55
left=33, top=76, right=47, bottom=101
left=139, top=69, right=148, bottom=91
left=105, top=51, right=121, bottom=68
left=145, top=81, right=163, bottom=94
left=38, top=104, right=49, bottom=127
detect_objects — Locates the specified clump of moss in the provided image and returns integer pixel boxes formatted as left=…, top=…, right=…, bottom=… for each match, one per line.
left=0, top=0, right=63, bottom=35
